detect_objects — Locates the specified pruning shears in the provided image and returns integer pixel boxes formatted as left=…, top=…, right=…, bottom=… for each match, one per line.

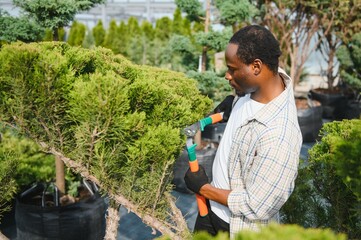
left=182, top=112, right=224, bottom=217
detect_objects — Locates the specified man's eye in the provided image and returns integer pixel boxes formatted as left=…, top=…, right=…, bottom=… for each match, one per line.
left=228, top=68, right=235, bottom=73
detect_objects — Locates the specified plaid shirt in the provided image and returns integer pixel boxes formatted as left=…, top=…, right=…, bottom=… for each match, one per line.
left=227, top=69, right=302, bottom=237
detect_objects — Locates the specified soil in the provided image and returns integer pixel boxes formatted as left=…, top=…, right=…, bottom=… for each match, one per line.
left=312, top=87, right=343, bottom=94
left=295, top=98, right=321, bottom=110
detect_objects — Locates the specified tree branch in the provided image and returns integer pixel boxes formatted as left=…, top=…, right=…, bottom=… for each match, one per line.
left=39, top=142, right=187, bottom=240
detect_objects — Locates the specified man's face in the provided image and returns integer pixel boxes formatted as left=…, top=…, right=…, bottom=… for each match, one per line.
left=224, top=43, right=257, bottom=95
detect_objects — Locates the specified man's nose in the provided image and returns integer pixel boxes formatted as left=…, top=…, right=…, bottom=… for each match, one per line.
left=225, top=72, right=231, bottom=81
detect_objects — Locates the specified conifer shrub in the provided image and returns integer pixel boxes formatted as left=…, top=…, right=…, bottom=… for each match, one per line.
left=0, top=126, right=56, bottom=222
left=0, top=42, right=212, bottom=227
left=158, top=223, right=345, bottom=240
left=0, top=131, right=18, bottom=223
left=281, top=119, right=361, bottom=238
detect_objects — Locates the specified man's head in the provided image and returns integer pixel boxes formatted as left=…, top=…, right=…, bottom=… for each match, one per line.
left=229, top=25, right=281, bottom=74
left=225, top=25, right=281, bottom=95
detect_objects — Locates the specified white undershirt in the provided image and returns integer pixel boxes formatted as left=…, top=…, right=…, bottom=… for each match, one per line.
left=210, top=94, right=265, bottom=223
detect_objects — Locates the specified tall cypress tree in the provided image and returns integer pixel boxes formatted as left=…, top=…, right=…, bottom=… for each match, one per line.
left=92, top=20, right=106, bottom=46
left=67, top=21, right=86, bottom=46
left=103, top=19, right=119, bottom=53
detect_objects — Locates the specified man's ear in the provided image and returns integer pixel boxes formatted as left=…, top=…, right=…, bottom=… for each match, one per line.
left=252, top=59, right=262, bottom=75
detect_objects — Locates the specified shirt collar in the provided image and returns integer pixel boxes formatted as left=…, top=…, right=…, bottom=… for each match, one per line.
left=250, top=68, right=294, bottom=126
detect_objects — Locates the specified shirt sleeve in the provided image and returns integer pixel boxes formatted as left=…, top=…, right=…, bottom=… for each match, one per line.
left=227, top=128, right=300, bottom=221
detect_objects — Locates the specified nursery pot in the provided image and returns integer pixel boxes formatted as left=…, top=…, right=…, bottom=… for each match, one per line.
left=296, top=96, right=323, bottom=143
left=333, top=100, right=361, bottom=120
left=309, top=88, right=348, bottom=119
left=15, top=181, right=107, bottom=240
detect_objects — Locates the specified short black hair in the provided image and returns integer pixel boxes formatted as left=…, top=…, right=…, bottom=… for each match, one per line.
left=229, top=25, right=281, bottom=74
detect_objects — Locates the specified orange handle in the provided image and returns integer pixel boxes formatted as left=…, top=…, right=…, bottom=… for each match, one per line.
left=189, top=159, right=208, bottom=217
left=210, top=112, right=223, bottom=124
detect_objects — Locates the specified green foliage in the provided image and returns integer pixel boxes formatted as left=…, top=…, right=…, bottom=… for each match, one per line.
left=0, top=128, right=55, bottom=187
left=172, top=8, right=184, bottom=35
left=82, top=29, right=95, bottom=49
left=117, top=21, right=130, bottom=56
left=13, top=0, right=105, bottom=40
left=337, top=33, right=361, bottom=93
left=317, top=120, right=361, bottom=200
left=155, top=17, right=173, bottom=41
left=158, top=223, right=345, bottom=240
left=67, top=21, right=86, bottom=46
left=43, top=27, right=66, bottom=42
left=0, top=42, right=212, bottom=228
left=163, top=34, right=198, bottom=72
left=214, top=0, right=258, bottom=31
left=0, top=126, right=56, bottom=223
left=92, top=20, right=106, bottom=46
left=194, top=28, right=233, bottom=52
left=175, top=0, right=203, bottom=22
left=186, top=71, right=232, bottom=104
left=0, top=131, right=18, bottom=223
left=232, top=223, right=346, bottom=240
left=126, top=17, right=143, bottom=64
left=103, top=19, right=120, bottom=53
left=281, top=120, right=361, bottom=239
left=0, top=10, right=44, bottom=43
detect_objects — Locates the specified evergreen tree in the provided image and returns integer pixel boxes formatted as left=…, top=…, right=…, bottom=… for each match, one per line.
left=103, top=19, right=119, bottom=53
left=214, top=0, right=258, bottom=32
left=83, top=29, right=95, bottom=49
left=140, top=20, right=155, bottom=65
left=337, top=33, right=361, bottom=94
left=92, top=20, right=106, bottom=46
left=182, top=18, right=192, bottom=37
left=117, top=21, right=129, bottom=56
left=43, top=28, right=66, bottom=42
left=155, top=17, right=173, bottom=41
left=172, top=8, right=184, bottom=35
left=13, top=0, right=105, bottom=41
left=0, top=41, right=212, bottom=238
left=0, top=10, right=43, bottom=44
left=67, top=21, right=86, bottom=46
left=127, top=17, right=143, bottom=64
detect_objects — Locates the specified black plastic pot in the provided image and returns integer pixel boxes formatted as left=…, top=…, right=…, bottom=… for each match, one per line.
left=333, top=100, right=361, bottom=120
left=309, top=88, right=348, bottom=119
left=15, top=181, right=107, bottom=240
left=296, top=96, right=323, bottom=143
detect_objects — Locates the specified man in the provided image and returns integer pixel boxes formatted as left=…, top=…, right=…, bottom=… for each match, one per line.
left=184, top=25, right=302, bottom=238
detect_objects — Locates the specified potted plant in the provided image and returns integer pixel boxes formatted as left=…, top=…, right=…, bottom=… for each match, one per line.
left=334, top=32, right=361, bottom=120
left=308, top=1, right=359, bottom=120
left=0, top=41, right=212, bottom=238
left=0, top=126, right=107, bottom=240
left=295, top=95, right=323, bottom=142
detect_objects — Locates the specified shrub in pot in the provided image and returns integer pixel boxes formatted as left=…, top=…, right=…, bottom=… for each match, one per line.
left=295, top=96, right=323, bottom=142
left=0, top=126, right=107, bottom=240
left=335, top=32, right=361, bottom=120
left=308, top=87, right=350, bottom=120
left=0, top=41, right=212, bottom=238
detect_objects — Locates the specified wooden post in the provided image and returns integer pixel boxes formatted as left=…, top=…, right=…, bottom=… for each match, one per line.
left=55, top=155, right=65, bottom=195
left=201, top=0, right=211, bottom=73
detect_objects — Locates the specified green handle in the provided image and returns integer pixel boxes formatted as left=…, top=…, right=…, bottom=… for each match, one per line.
left=199, top=117, right=213, bottom=131
left=187, top=144, right=197, bottom=161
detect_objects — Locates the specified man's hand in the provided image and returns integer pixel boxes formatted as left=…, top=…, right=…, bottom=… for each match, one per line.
left=213, top=95, right=235, bottom=122
left=184, top=165, right=209, bottom=194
